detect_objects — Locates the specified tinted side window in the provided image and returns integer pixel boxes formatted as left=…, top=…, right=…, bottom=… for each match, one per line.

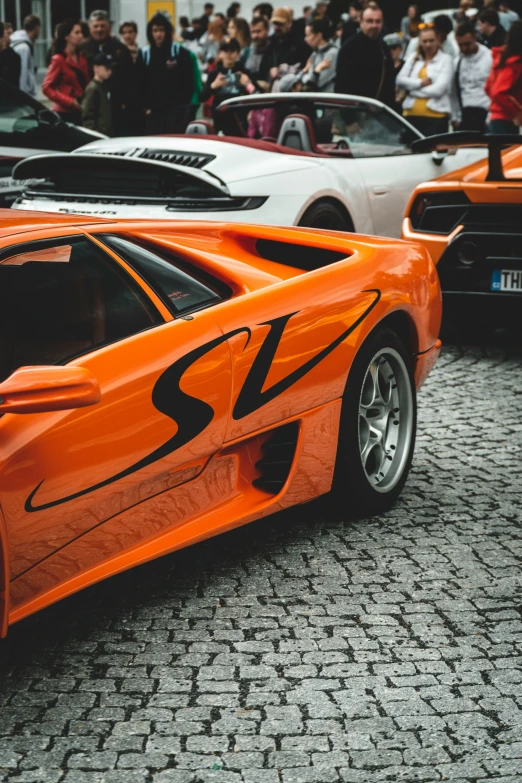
left=0, top=237, right=162, bottom=382
left=100, top=235, right=224, bottom=316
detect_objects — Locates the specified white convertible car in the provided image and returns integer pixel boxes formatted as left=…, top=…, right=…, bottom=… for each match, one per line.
left=12, top=93, right=484, bottom=238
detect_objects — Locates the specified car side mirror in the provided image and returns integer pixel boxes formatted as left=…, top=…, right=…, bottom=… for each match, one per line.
left=37, top=108, right=62, bottom=127
left=0, top=366, right=101, bottom=415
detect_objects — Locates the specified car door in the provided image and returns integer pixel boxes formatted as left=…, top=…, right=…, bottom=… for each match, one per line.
left=0, top=232, right=232, bottom=581
left=0, top=82, right=101, bottom=205
left=338, top=103, right=484, bottom=237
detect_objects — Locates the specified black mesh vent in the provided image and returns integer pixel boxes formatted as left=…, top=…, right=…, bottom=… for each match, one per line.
left=253, top=423, right=299, bottom=494
left=91, top=149, right=131, bottom=157
left=139, top=150, right=215, bottom=169
left=410, top=191, right=470, bottom=234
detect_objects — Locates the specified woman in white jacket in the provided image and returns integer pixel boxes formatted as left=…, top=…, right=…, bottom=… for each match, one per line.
left=396, top=23, right=454, bottom=136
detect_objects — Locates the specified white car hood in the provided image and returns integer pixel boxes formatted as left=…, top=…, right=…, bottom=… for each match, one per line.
left=76, top=136, right=320, bottom=185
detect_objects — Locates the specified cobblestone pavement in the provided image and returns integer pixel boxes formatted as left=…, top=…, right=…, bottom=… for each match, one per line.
left=1, top=334, right=521, bottom=783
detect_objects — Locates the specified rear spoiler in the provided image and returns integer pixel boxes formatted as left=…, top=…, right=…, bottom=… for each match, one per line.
left=411, top=131, right=522, bottom=182
left=12, top=153, right=229, bottom=198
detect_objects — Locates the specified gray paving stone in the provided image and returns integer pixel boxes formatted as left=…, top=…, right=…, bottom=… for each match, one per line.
left=241, top=772, right=280, bottom=783
left=68, top=752, right=118, bottom=770
left=281, top=769, right=338, bottom=783
left=13, top=773, right=65, bottom=783
left=350, top=749, right=403, bottom=768
left=151, top=772, right=196, bottom=782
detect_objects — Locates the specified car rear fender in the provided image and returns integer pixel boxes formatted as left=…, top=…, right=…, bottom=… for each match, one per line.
left=376, top=310, right=419, bottom=356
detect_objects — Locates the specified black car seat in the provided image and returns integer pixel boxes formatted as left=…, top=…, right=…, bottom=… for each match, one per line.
left=276, top=114, right=316, bottom=152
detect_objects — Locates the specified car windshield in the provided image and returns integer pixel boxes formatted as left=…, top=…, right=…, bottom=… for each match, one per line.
left=217, top=97, right=419, bottom=158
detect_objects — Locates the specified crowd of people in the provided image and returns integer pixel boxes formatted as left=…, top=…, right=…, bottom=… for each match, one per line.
left=1, top=0, right=522, bottom=138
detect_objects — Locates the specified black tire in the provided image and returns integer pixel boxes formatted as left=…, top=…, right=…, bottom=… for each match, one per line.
left=330, top=327, right=417, bottom=516
left=298, top=201, right=353, bottom=232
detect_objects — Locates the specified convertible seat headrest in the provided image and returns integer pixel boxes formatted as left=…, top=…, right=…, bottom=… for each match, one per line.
left=186, top=120, right=214, bottom=134
left=276, top=114, right=317, bottom=152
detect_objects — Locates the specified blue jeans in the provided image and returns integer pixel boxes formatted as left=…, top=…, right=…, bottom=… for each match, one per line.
left=487, top=119, right=519, bottom=134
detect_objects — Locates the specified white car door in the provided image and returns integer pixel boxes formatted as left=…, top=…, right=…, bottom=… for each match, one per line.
left=332, top=103, right=483, bottom=238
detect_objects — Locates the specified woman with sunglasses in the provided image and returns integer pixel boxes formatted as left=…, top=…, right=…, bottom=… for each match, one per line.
left=396, top=22, right=454, bottom=136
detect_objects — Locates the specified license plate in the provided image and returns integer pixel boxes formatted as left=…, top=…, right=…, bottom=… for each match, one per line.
left=491, top=270, right=522, bottom=292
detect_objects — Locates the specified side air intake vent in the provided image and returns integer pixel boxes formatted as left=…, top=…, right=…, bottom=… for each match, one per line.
left=139, top=150, right=215, bottom=169
left=409, top=191, right=470, bottom=234
left=253, top=422, right=299, bottom=494
left=256, top=239, right=347, bottom=271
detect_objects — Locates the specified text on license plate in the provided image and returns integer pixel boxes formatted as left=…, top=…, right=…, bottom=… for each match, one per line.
left=491, top=269, right=522, bottom=292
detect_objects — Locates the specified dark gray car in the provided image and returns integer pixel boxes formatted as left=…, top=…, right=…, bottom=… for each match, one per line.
left=0, top=79, right=104, bottom=206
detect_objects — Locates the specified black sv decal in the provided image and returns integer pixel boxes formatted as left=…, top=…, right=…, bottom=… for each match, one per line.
left=25, top=289, right=381, bottom=512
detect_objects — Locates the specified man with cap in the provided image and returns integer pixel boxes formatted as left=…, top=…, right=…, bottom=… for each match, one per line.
left=81, top=9, right=134, bottom=135
left=82, top=53, right=114, bottom=135
left=264, top=7, right=311, bottom=83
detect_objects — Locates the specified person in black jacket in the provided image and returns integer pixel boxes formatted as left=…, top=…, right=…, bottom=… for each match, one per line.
left=138, top=13, right=195, bottom=134
left=335, top=4, right=395, bottom=107
left=199, top=3, right=215, bottom=32
left=477, top=8, right=507, bottom=49
left=341, top=0, right=363, bottom=44
left=80, top=10, right=134, bottom=136
left=0, top=21, right=21, bottom=87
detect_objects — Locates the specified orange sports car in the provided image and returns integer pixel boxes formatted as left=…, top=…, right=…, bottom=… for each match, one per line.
left=402, top=132, right=522, bottom=321
left=0, top=211, right=441, bottom=636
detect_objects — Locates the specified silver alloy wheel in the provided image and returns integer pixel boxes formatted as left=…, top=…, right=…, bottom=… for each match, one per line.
left=358, top=347, right=414, bottom=494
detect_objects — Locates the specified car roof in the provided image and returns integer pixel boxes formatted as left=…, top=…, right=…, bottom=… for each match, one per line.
left=0, top=209, right=114, bottom=239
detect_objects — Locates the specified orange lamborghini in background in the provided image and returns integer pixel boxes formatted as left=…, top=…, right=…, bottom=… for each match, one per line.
left=0, top=211, right=441, bottom=636
left=403, top=132, right=522, bottom=321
